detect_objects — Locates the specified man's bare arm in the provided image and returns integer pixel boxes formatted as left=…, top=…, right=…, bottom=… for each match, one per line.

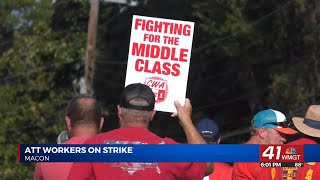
left=173, top=98, right=214, bottom=175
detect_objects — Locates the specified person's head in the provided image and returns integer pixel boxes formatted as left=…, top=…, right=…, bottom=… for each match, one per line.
left=250, top=109, right=297, bottom=144
left=196, top=118, right=220, bottom=144
left=292, top=105, right=320, bottom=142
left=65, top=95, right=104, bottom=137
left=117, top=83, right=156, bottom=128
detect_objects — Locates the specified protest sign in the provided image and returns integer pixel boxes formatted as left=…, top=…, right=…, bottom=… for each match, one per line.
left=125, top=15, right=194, bottom=112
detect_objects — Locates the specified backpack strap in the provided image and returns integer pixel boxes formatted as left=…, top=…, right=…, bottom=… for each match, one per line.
left=271, top=168, right=276, bottom=180
left=305, top=162, right=316, bottom=180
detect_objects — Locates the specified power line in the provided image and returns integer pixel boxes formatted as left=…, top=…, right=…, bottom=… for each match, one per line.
left=192, top=58, right=314, bottom=111
left=193, top=90, right=267, bottom=112
left=0, top=58, right=81, bottom=84
left=190, top=43, right=255, bottom=82
left=192, top=0, right=296, bottom=54
left=221, top=127, right=250, bottom=140
left=0, top=39, right=13, bottom=47
left=189, top=0, right=300, bottom=88
left=95, top=59, right=127, bottom=65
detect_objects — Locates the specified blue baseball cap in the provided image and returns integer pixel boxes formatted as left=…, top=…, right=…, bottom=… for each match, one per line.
left=253, top=109, right=297, bottom=134
left=196, top=118, right=219, bottom=141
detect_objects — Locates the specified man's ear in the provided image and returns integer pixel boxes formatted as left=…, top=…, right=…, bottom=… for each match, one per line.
left=117, top=105, right=122, bottom=121
left=99, top=117, right=104, bottom=130
left=149, top=110, right=156, bottom=122
left=65, top=116, right=71, bottom=131
left=258, top=127, right=267, bottom=139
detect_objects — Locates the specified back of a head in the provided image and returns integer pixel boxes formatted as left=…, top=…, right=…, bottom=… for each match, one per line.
left=119, top=83, right=155, bottom=122
left=120, top=83, right=155, bottom=111
left=66, top=95, right=102, bottom=129
left=196, top=118, right=220, bottom=143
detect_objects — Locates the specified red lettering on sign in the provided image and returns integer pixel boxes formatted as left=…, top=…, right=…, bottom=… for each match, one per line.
left=171, top=64, right=180, bottom=76
left=150, top=46, right=160, bottom=58
left=179, top=49, right=188, bottom=62
left=144, top=77, right=168, bottom=103
left=132, top=43, right=189, bottom=62
left=158, top=90, right=165, bottom=101
left=135, top=59, right=180, bottom=76
left=162, top=62, right=171, bottom=75
left=152, top=61, right=161, bottom=74
left=146, top=80, right=165, bottom=89
left=135, top=59, right=144, bottom=72
left=160, top=47, right=170, bottom=59
left=134, top=18, right=191, bottom=36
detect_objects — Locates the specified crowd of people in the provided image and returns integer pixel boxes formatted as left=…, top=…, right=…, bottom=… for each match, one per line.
left=34, top=83, right=320, bottom=180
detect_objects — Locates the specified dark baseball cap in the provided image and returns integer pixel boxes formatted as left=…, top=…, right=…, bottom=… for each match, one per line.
left=196, top=118, right=220, bottom=142
left=119, top=83, right=155, bottom=111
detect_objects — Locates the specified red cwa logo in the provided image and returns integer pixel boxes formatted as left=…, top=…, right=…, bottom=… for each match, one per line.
left=145, top=77, right=168, bottom=103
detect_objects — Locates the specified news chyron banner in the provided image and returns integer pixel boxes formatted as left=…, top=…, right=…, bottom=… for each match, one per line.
left=260, top=145, right=304, bottom=168
left=19, top=144, right=320, bottom=163
left=19, top=144, right=259, bottom=162
left=125, top=15, right=194, bottom=112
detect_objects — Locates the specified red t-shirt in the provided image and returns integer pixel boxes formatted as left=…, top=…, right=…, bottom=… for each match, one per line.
left=257, top=138, right=320, bottom=180
left=208, top=162, right=232, bottom=180
left=233, top=141, right=262, bottom=180
left=34, top=137, right=87, bottom=180
left=67, top=127, right=207, bottom=180
left=233, top=162, right=261, bottom=180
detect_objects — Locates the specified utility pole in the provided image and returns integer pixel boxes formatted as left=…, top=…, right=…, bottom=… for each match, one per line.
left=84, top=0, right=99, bottom=96
left=82, top=0, right=141, bottom=95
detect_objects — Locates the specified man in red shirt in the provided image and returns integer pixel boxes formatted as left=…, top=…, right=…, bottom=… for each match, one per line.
left=67, top=83, right=213, bottom=180
left=258, top=105, right=320, bottom=180
left=233, top=109, right=297, bottom=180
left=196, top=118, right=233, bottom=180
left=34, top=96, right=104, bottom=180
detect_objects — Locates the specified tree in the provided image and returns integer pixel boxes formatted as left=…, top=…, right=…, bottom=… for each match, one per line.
left=0, top=0, right=87, bottom=178
left=191, top=0, right=320, bottom=138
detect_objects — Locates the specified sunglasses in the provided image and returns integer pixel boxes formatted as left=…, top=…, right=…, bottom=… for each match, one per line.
left=264, top=121, right=291, bottom=127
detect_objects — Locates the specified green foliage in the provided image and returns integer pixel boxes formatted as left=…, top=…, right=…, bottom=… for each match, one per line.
left=0, top=0, right=87, bottom=178
left=185, top=0, right=320, bottom=136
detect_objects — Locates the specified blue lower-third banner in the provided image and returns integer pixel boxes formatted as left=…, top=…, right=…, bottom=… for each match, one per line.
left=18, top=144, right=320, bottom=163
left=19, top=144, right=259, bottom=162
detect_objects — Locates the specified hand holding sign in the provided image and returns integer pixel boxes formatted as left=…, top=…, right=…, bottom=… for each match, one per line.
left=172, top=98, right=191, bottom=114
left=172, top=98, right=193, bottom=127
